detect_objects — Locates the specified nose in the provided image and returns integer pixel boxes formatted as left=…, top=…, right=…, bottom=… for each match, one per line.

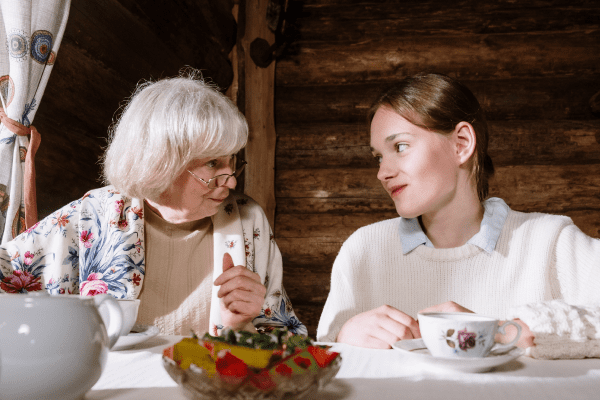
left=223, top=175, right=237, bottom=189
left=376, top=156, right=397, bottom=182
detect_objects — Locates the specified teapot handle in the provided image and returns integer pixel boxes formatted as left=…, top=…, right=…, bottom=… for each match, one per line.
left=93, top=295, right=124, bottom=349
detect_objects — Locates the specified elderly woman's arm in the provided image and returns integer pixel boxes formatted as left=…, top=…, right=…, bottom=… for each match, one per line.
left=0, top=188, right=145, bottom=297
left=235, top=194, right=307, bottom=336
left=0, top=199, right=81, bottom=294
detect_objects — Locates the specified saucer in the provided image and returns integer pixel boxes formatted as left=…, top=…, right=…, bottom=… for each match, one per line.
left=112, top=324, right=159, bottom=351
left=392, top=338, right=524, bottom=373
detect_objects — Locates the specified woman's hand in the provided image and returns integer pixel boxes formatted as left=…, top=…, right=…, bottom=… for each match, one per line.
left=337, top=305, right=420, bottom=349
left=214, top=253, right=266, bottom=330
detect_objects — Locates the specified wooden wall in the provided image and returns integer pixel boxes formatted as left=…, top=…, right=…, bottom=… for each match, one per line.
left=274, top=0, right=600, bottom=337
left=33, top=0, right=237, bottom=218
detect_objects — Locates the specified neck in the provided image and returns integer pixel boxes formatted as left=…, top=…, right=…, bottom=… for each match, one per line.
left=419, top=185, right=484, bottom=249
left=144, top=199, right=202, bottom=224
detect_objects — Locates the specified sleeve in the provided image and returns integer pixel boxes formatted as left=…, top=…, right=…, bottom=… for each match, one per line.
left=236, top=196, right=308, bottom=336
left=316, top=233, right=361, bottom=343
left=508, top=300, right=600, bottom=359
left=509, top=220, right=600, bottom=359
left=0, top=198, right=82, bottom=294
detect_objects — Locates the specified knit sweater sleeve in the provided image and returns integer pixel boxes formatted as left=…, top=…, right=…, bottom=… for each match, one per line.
left=509, top=220, right=600, bottom=359
left=316, top=230, right=361, bottom=342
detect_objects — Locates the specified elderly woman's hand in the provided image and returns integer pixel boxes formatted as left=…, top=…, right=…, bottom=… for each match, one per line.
left=214, top=253, right=267, bottom=331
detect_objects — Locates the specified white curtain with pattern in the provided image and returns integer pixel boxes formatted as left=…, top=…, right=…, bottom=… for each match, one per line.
left=0, top=0, right=70, bottom=243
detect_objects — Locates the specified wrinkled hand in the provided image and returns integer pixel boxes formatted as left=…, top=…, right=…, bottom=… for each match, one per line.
left=214, top=253, right=266, bottom=330
left=337, top=305, right=420, bottom=349
left=419, top=301, right=474, bottom=315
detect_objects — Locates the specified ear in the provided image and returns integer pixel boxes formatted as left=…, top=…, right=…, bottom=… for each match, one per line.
left=453, top=122, right=477, bottom=166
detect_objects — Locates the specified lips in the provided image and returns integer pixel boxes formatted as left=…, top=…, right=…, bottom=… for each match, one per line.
left=389, top=185, right=406, bottom=197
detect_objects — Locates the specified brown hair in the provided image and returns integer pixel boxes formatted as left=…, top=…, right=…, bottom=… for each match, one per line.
left=368, top=73, right=494, bottom=201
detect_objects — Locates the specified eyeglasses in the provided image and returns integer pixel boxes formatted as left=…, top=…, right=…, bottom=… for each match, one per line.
left=187, top=156, right=247, bottom=189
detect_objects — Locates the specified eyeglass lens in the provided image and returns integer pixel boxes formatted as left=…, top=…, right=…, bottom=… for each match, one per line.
left=207, top=156, right=246, bottom=188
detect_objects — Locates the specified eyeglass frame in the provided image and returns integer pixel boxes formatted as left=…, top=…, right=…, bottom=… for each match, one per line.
left=187, top=156, right=247, bottom=189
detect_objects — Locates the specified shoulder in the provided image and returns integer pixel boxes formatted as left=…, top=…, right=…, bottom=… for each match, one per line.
left=506, top=207, right=573, bottom=230
left=502, top=206, right=577, bottom=245
left=228, top=191, right=261, bottom=214
left=348, top=217, right=401, bottom=240
left=228, top=191, right=266, bottom=219
left=228, top=191, right=259, bottom=208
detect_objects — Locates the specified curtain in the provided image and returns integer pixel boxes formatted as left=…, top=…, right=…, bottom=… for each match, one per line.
left=0, top=0, right=70, bottom=243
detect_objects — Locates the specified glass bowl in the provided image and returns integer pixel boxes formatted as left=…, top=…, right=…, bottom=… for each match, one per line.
left=162, top=353, right=341, bottom=400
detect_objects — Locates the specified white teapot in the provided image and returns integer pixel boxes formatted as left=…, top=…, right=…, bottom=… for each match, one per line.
left=0, top=292, right=123, bottom=400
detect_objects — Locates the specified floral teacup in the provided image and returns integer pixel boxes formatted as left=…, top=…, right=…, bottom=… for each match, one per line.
left=418, top=312, right=521, bottom=358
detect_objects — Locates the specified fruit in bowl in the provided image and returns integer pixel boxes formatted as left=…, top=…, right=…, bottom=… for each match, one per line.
left=163, top=328, right=341, bottom=399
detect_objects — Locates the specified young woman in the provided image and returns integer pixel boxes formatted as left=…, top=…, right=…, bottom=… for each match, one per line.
left=317, top=73, right=600, bottom=359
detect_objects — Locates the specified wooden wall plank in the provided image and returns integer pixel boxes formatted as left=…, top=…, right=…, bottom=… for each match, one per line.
left=276, top=77, right=600, bottom=123
left=298, top=2, right=600, bottom=41
left=276, top=164, right=600, bottom=214
left=302, top=0, right=598, bottom=6
left=276, top=120, right=600, bottom=169
left=277, top=32, right=600, bottom=85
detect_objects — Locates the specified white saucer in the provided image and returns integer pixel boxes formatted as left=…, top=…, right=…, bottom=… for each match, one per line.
left=111, top=324, right=159, bottom=351
left=392, top=338, right=524, bottom=373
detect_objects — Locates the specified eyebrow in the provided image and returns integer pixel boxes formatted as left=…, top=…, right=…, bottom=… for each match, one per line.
left=370, top=132, right=413, bottom=152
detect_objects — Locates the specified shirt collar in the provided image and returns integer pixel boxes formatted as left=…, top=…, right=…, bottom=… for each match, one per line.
left=398, top=197, right=509, bottom=254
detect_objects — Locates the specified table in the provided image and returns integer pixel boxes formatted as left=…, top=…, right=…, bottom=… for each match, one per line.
left=87, top=336, right=600, bottom=400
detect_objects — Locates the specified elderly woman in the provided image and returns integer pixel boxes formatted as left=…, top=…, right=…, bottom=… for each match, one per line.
left=0, top=73, right=307, bottom=336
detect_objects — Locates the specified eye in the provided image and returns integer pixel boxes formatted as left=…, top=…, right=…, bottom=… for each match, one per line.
left=372, top=154, right=382, bottom=165
left=395, top=143, right=408, bottom=153
left=205, top=159, right=218, bottom=168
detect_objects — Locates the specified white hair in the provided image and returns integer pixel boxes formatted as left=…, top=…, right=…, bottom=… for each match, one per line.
left=102, top=72, right=248, bottom=201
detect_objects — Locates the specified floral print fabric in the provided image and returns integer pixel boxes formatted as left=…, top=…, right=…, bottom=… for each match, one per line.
left=0, top=186, right=306, bottom=336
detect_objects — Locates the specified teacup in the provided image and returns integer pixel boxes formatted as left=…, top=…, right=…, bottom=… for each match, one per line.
left=418, top=312, right=521, bottom=358
left=117, top=298, right=141, bottom=336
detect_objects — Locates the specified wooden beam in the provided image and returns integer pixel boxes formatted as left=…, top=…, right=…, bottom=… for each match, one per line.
left=277, top=31, right=600, bottom=85
left=275, top=120, right=600, bottom=169
left=275, top=164, right=600, bottom=214
left=239, top=0, right=277, bottom=227
left=275, top=77, right=600, bottom=123
left=298, top=1, right=600, bottom=41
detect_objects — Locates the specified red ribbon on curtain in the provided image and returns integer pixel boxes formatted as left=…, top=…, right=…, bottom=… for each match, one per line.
left=0, top=108, right=40, bottom=230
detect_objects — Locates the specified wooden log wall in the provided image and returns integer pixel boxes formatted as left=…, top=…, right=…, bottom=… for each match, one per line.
left=33, top=0, right=237, bottom=218
left=274, top=0, right=600, bottom=337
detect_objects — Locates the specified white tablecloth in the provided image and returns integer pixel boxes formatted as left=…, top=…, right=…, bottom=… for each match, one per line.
left=87, top=336, right=600, bottom=400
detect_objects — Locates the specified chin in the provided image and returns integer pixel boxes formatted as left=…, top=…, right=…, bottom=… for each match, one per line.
left=394, top=203, right=421, bottom=219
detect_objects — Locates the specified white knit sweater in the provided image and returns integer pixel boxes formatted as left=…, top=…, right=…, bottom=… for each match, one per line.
left=316, top=208, right=600, bottom=359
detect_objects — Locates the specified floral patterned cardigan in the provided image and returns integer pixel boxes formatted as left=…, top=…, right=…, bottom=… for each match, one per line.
left=0, top=186, right=307, bottom=336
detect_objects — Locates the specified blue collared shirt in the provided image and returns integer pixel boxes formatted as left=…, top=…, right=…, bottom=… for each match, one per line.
left=398, top=197, right=509, bottom=254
